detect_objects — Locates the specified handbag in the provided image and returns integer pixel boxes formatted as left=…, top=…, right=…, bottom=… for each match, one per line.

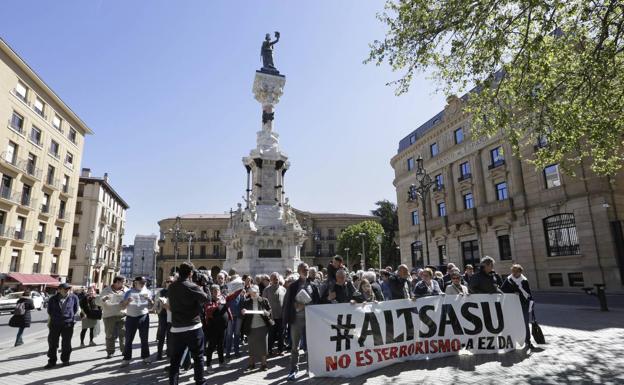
left=531, top=310, right=545, bottom=345
left=8, top=314, right=20, bottom=328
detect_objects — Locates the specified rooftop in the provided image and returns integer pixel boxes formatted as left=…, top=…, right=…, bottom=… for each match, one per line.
left=79, top=176, right=130, bottom=209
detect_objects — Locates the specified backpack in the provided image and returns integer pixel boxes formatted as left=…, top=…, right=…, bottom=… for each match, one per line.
left=14, top=301, right=26, bottom=316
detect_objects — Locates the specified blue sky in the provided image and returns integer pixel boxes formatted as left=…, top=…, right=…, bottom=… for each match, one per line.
left=2, top=1, right=447, bottom=243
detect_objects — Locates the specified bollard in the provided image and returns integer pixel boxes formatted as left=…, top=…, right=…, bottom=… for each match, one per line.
left=595, top=284, right=609, bottom=312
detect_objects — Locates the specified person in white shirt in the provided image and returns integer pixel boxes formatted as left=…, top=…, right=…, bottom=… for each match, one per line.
left=96, top=276, right=128, bottom=359
left=119, top=276, right=153, bottom=367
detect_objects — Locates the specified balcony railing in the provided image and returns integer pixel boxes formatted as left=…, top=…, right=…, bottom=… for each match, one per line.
left=53, top=239, right=67, bottom=249
left=20, top=194, right=37, bottom=209
left=433, top=183, right=445, bottom=192
left=0, top=186, right=19, bottom=203
left=61, top=184, right=73, bottom=195
left=13, top=229, right=31, bottom=241
left=35, top=233, right=51, bottom=245
left=457, top=173, right=472, bottom=182
left=25, top=162, right=43, bottom=180
left=488, top=159, right=506, bottom=170
left=58, top=211, right=71, bottom=221
left=45, top=176, right=60, bottom=190
left=8, top=118, right=24, bottom=135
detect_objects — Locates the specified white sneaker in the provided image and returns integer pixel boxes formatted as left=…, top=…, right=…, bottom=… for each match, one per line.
left=120, top=360, right=130, bottom=368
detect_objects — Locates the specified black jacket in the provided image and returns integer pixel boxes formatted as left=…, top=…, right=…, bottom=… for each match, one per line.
left=501, top=276, right=533, bottom=309
left=370, top=282, right=385, bottom=302
left=388, top=273, right=410, bottom=299
left=79, top=296, right=102, bottom=320
left=168, top=278, right=209, bottom=328
left=241, top=297, right=272, bottom=335
left=321, top=281, right=356, bottom=304
left=469, top=269, right=503, bottom=294
left=9, top=297, right=34, bottom=328
left=282, top=278, right=320, bottom=325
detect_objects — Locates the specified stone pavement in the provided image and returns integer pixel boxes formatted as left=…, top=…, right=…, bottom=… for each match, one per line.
left=0, top=304, right=622, bottom=385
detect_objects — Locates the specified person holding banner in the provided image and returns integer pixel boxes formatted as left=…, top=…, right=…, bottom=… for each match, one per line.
left=282, top=262, right=321, bottom=381
left=388, top=264, right=411, bottom=300
left=469, top=256, right=503, bottom=294
left=241, top=285, right=273, bottom=371
left=321, top=269, right=356, bottom=304
left=413, top=268, right=442, bottom=297
left=445, top=269, right=469, bottom=295
left=501, top=264, right=534, bottom=349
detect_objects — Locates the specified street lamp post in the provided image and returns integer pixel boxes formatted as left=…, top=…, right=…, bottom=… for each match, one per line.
left=166, top=216, right=183, bottom=276
left=186, top=231, right=195, bottom=263
left=357, top=232, right=366, bottom=270
left=375, top=234, right=383, bottom=271
left=407, top=155, right=437, bottom=267
left=344, top=247, right=350, bottom=270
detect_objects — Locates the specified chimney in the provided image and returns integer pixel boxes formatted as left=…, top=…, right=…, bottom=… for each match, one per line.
left=104, top=173, right=109, bottom=182
left=81, top=168, right=91, bottom=177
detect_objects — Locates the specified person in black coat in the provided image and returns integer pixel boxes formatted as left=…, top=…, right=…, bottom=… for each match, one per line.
left=240, top=285, right=273, bottom=371
left=321, top=269, right=356, bottom=303
left=501, top=264, right=534, bottom=349
left=9, top=288, right=35, bottom=346
left=469, top=257, right=503, bottom=294
left=360, top=271, right=385, bottom=301
left=388, top=265, right=411, bottom=300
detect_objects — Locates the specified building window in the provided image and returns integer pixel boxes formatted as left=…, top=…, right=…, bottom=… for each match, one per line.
left=67, top=268, right=73, bottom=283
left=51, top=255, right=58, bottom=274
left=568, top=272, right=585, bottom=287
left=34, top=97, right=45, bottom=116
left=495, top=182, right=508, bottom=200
left=200, top=245, right=206, bottom=257
left=21, top=184, right=32, bottom=206
left=10, top=111, right=24, bottom=133
left=407, top=157, right=415, bottom=171
left=49, top=140, right=60, bottom=157
left=10, top=250, right=21, bottom=272
left=5, top=141, right=17, bottom=165
left=15, top=81, right=28, bottom=102
left=411, top=241, right=423, bottom=268
left=461, top=240, right=480, bottom=267
left=65, top=152, right=74, bottom=168
left=15, top=216, right=25, bottom=240
left=489, top=146, right=505, bottom=168
left=437, top=244, right=447, bottom=266
left=459, top=161, right=471, bottom=180
left=544, top=164, right=561, bottom=189
left=438, top=202, right=446, bottom=217
left=548, top=273, right=563, bottom=287
left=329, top=243, right=335, bottom=255
left=434, top=174, right=444, bottom=190
left=498, top=235, right=512, bottom=260
left=430, top=142, right=439, bottom=157
left=544, top=214, right=581, bottom=256
left=30, top=126, right=42, bottom=145
left=190, top=245, right=195, bottom=257
left=68, top=127, right=77, bottom=143
left=454, top=127, right=464, bottom=144
left=463, top=192, right=474, bottom=209
left=213, top=244, right=220, bottom=256
left=315, top=243, right=322, bottom=256
left=52, top=115, right=62, bottom=131
left=411, top=210, right=419, bottom=225
left=33, top=253, right=41, bottom=273
left=409, top=135, right=416, bottom=144
left=27, top=153, right=37, bottom=176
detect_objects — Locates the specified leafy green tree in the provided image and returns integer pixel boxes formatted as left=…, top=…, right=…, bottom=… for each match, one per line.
left=338, top=220, right=385, bottom=270
left=371, top=200, right=400, bottom=267
left=368, top=0, right=624, bottom=176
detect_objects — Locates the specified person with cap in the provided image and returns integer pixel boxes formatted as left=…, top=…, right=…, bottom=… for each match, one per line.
left=120, top=276, right=154, bottom=367
left=44, top=282, right=80, bottom=369
left=168, top=261, right=210, bottom=385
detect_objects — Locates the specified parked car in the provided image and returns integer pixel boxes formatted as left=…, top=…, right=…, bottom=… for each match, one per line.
left=0, top=291, right=44, bottom=314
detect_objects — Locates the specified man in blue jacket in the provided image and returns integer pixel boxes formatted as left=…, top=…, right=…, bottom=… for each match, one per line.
left=45, top=282, right=79, bottom=369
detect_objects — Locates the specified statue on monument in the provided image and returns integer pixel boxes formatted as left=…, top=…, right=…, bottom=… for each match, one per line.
left=261, top=31, right=280, bottom=73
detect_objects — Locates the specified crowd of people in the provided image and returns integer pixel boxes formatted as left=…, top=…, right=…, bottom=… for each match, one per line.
left=7, top=255, right=536, bottom=385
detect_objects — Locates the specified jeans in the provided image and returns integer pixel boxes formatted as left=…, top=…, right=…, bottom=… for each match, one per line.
left=522, top=306, right=531, bottom=345
left=169, top=327, right=205, bottom=385
left=47, top=323, right=74, bottom=364
left=224, top=317, right=242, bottom=355
left=267, top=319, right=284, bottom=353
left=158, top=321, right=171, bottom=358
left=103, top=316, right=125, bottom=355
left=15, top=326, right=25, bottom=345
left=289, top=312, right=306, bottom=372
left=123, top=314, right=150, bottom=360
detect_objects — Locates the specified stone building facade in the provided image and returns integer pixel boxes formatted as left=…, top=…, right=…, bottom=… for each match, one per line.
left=69, top=169, right=128, bottom=289
left=392, top=95, right=624, bottom=292
left=131, top=234, right=158, bottom=280
left=156, top=211, right=375, bottom=283
left=120, top=245, right=133, bottom=278
left=0, top=38, right=92, bottom=287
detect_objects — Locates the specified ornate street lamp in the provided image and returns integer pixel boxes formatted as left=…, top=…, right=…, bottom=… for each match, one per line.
left=344, top=247, right=350, bottom=270
left=165, top=216, right=183, bottom=275
left=407, top=155, right=436, bottom=267
left=356, top=232, right=366, bottom=270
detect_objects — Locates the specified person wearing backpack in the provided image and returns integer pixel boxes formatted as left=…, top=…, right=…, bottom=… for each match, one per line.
left=79, top=286, right=102, bottom=347
left=9, top=287, right=35, bottom=346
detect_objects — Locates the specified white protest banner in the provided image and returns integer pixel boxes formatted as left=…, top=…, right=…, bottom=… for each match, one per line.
left=305, top=294, right=526, bottom=378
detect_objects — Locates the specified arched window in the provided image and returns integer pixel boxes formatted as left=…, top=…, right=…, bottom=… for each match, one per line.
left=543, top=214, right=580, bottom=256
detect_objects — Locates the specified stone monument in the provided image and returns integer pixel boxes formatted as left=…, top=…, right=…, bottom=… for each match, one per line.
left=223, top=33, right=306, bottom=275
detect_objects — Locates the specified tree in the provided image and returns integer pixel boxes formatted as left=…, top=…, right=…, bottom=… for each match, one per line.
left=371, top=200, right=400, bottom=267
left=368, top=1, right=624, bottom=176
left=337, top=220, right=385, bottom=270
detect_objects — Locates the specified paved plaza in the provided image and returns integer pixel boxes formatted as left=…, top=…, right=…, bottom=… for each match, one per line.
left=0, top=300, right=622, bottom=385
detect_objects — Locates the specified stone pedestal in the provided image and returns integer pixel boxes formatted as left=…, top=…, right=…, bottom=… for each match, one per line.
left=223, top=70, right=306, bottom=276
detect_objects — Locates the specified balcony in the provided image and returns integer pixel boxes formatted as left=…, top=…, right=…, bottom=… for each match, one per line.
left=0, top=225, right=11, bottom=239
left=13, top=229, right=31, bottom=242
left=433, top=184, right=445, bottom=192
left=34, top=233, right=51, bottom=245
left=40, top=204, right=56, bottom=217
left=8, top=118, right=24, bottom=135
left=480, top=199, right=513, bottom=218
left=53, top=239, right=67, bottom=249
left=57, top=211, right=72, bottom=222
left=449, top=208, right=477, bottom=225
left=60, top=184, right=73, bottom=197
left=428, top=215, right=448, bottom=230
left=0, top=152, right=22, bottom=173
left=19, top=194, right=37, bottom=210
left=326, top=236, right=337, bottom=241
left=45, top=176, right=61, bottom=190
left=24, top=162, right=43, bottom=180
left=97, top=235, right=106, bottom=244
left=488, top=159, right=506, bottom=170
left=0, top=186, right=20, bottom=204
left=457, top=173, right=472, bottom=182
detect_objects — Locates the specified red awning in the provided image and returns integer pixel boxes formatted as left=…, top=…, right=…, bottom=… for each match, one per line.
left=7, top=273, right=60, bottom=286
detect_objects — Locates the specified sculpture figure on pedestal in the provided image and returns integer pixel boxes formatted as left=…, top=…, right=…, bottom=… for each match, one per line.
left=261, top=32, right=280, bottom=73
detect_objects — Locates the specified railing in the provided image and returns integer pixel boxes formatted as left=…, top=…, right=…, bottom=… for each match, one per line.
left=457, top=173, right=472, bottom=182
left=45, top=176, right=60, bottom=190
left=53, top=239, right=67, bottom=249
left=61, top=184, right=73, bottom=195
left=20, top=194, right=37, bottom=209
left=433, top=184, right=445, bottom=192
left=13, top=229, right=31, bottom=241
left=0, top=186, right=19, bottom=203
left=58, top=211, right=71, bottom=221
left=25, top=162, right=43, bottom=179
left=8, top=118, right=24, bottom=135
left=480, top=199, right=513, bottom=218
left=0, top=225, right=11, bottom=238
left=488, top=159, right=506, bottom=170
left=35, top=233, right=51, bottom=245
left=0, top=151, right=20, bottom=169
left=40, top=204, right=56, bottom=216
